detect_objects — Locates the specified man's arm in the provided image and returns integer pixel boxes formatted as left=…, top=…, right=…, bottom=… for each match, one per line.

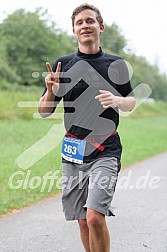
left=95, top=90, right=136, bottom=112
left=38, top=62, right=61, bottom=117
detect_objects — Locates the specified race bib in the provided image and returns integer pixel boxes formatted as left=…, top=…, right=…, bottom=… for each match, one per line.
left=61, top=136, right=86, bottom=164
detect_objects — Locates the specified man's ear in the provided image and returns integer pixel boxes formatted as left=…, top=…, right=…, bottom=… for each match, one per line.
left=73, top=27, right=76, bottom=36
left=73, top=28, right=78, bottom=40
left=100, top=24, right=105, bottom=34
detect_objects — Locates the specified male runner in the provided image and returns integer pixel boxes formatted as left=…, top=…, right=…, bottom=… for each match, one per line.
left=39, top=3, right=135, bottom=252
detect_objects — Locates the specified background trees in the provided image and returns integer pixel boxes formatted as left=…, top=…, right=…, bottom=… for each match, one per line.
left=0, top=8, right=166, bottom=100
left=0, top=9, right=76, bottom=86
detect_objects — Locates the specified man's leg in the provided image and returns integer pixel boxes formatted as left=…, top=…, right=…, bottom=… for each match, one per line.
left=78, top=219, right=91, bottom=252
left=78, top=209, right=110, bottom=252
left=87, top=209, right=110, bottom=252
left=77, top=157, right=119, bottom=251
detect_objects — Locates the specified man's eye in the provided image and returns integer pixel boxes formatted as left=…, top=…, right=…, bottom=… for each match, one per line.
left=88, top=19, right=94, bottom=24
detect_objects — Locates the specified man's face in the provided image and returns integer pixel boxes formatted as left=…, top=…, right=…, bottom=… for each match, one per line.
left=73, top=9, right=104, bottom=46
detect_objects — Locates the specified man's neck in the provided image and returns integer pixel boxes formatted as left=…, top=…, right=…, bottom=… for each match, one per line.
left=78, top=43, right=100, bottom=54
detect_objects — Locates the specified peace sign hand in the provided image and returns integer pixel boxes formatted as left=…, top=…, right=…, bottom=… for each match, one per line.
left=45, top=61, right=61, bottom=95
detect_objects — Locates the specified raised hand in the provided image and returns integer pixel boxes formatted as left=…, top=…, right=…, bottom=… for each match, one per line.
left=45, top=62, right=61, bottom=95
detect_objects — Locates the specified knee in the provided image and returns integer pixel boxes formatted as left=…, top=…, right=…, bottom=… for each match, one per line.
left=86, top=209, right=104, bottom=230
left=78, top=219, right=88, bottom=231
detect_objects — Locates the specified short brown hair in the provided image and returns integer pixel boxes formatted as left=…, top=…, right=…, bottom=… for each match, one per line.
left=71, top=3, right=103, bottom=27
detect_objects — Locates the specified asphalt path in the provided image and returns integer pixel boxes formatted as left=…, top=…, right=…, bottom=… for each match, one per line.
left=0, top=152, right=167, bottom=252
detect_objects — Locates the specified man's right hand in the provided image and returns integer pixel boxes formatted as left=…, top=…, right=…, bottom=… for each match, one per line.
left=45, top=62, right=61, bottom=95
left=38, top=61, right=61, bottom=117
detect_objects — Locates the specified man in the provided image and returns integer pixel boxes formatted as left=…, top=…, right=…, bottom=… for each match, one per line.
left=39, top=3, right=135, bottom=252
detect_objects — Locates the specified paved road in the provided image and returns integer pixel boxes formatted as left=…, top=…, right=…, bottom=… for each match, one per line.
left=0, top=152, right=167, bottom=252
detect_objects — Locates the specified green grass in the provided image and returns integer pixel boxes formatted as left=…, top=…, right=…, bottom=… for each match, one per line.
left=0, top=88, right=167, bottom=216
left=0, top=87, right=42, bottom=120
left=119, top=116, right=167, bottom=167
left=0, top=119, right=64, bottom=215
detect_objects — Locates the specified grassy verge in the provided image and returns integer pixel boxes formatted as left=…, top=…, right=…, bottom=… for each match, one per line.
left=0, top=119, right=63, bottom=215
left=0, top=88, right=167, bottom=216
left=119, top=116, right=167, bottom=167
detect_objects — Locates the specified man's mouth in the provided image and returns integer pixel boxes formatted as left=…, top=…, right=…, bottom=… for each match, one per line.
left=80, top=31, right=92, bottom=35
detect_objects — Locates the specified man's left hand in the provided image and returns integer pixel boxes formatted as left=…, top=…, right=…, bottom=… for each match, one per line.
left=95, top=90, right=119, bottom=109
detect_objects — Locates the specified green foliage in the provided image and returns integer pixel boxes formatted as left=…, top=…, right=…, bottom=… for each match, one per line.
left=0, top=8, right=75, bottom=86
left=100, top=23, right=167, bottom=101
left=0, top=38, right=20, bottom=83
left=101, top=23, right=126, bottom=54
left=0, top=8, right=167, bottom=100
left=122, top=53, right=167, bottom=101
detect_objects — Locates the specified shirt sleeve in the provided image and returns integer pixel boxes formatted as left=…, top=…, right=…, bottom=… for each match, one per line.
left=114, top=59, right=134, bottom=97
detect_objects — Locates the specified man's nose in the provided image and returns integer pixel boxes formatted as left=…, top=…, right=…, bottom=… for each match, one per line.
left=82, top=21, right=89, bottom=29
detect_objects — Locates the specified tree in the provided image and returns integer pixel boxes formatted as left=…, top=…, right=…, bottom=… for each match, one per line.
left=0, top=35, right=20, bottom=84
left=124, top=53, right=167, bottom=101
left=0, top=9, right=166, bottom=100
left=0, top=8, right=75, bottom=85
left=101, top=23, right=127, bottom=54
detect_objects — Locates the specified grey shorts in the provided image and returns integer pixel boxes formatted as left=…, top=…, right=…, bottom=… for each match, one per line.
left=61, top=157, right=120, bottom=221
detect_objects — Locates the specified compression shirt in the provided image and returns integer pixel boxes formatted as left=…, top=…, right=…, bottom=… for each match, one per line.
left=42, top=48, right=133, bottom=162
